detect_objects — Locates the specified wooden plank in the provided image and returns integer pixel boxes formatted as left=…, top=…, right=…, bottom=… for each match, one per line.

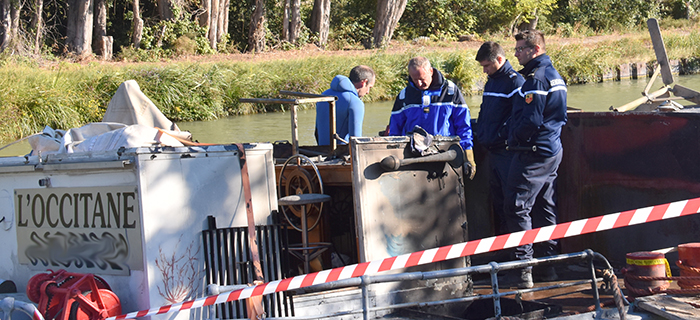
left=636, top=294, right=700, bottom=320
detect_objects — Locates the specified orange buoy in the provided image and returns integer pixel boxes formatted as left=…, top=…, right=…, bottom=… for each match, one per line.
left=624, top=251, right=670, bottom=296
left=677, top=243, right=700, bottom=289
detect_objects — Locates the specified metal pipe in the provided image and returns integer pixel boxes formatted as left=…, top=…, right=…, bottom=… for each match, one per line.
left=379, top=144, right=464, bottom=171
left=329, top=100, right=336, bottom=153
left=291, top=104, right=298, bottom=156
left=261, top=279, right=604, bottom=320
left=0, top=297, right=45, bottom=320
left=369, top=278, right=602, bottom=314
left=215, top=250, right=612, bottom=320
left=489, top=261, right=502, bottom=318
left=361, top=275, right=370, bottom=320
left=588, top=252, right=603, bottom=313
left=289, top=251, right=593, bottom=295
left=271, top=280, right=601, bottom=320
left=612, top=86, right=669, bottom=112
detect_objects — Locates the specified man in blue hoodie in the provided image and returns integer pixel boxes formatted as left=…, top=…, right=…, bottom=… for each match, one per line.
left=475, top=42, right=525, bottom=236
left=315, top=65, right=375, bottom=146
left=389, top=57, right=476, bottom=178
left=505, top=29, right=568, bottom=288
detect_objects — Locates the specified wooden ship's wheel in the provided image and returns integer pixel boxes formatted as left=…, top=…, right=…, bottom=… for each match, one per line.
left=278, top=154, right=324, bottom=232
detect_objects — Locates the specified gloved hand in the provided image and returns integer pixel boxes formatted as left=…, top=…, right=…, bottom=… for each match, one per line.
left=464, top=149, right=476, bottom=180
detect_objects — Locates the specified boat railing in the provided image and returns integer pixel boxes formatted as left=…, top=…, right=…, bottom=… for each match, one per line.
left=0, top=296, right=45, bottom=320
left=208, top=249, right=627, bottom=320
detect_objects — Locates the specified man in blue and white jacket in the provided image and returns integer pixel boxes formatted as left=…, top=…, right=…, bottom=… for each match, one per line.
left=389, top=56, right=476, bottom=178
left=316, top=65, right=375, bottom=146
left=475, top=41, right=525, bottom=236
left=505, top=29, right=568, bottom=288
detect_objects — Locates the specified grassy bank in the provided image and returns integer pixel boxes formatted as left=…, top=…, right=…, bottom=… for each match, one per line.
left=2, top=27, right=700, bottom=145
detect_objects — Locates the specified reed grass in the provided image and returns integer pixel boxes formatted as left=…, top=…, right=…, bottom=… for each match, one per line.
left=1, top=28, right=700, bottom=145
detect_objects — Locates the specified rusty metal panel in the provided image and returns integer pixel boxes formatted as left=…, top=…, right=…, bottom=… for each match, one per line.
left=557, top=111, right=700, bottom=264
left=466, top=112, right=700, bottom=267
left=349, top=136, right=468, bottom=270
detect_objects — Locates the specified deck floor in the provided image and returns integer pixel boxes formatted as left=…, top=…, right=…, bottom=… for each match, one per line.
left=382, top=261, right=696, bottom=319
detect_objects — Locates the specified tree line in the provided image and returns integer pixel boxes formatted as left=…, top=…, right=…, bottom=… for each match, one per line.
left=0, top=0, right=696, bottom=60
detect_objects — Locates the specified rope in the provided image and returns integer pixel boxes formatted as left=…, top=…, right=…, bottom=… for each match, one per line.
left=623, top=271, right=700, bottom=296
left=676, top=260, right=700, bottom=290
left=607, top=270, right=627, bottom=320
left=625, top=275, right=700, bottom=281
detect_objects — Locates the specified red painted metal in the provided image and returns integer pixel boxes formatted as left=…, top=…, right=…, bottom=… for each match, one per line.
left=27, top=270, right=121, bottom=320
left=623, top=251, right=670, bottom=295
left=677, top=242, right=700, bottom=288
left=678, top=243, right=700, bottom=267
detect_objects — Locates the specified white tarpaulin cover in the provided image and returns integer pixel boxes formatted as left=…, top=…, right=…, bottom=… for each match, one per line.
left=27, top=80, right=192, bottom=155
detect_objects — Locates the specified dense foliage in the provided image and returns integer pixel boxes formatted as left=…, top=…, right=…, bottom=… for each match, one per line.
left=2, top=0, right=699, bottom=59
left=2, top=28, right=700, bottom=145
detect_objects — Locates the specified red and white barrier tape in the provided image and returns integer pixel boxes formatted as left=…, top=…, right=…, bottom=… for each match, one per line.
left=108, top=197, right=700, bottom=320
left=33, top=309, right=45, bottom=320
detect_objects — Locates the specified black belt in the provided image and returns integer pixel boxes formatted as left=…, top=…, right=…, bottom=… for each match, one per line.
left=506, top=145, right=538, bottom=152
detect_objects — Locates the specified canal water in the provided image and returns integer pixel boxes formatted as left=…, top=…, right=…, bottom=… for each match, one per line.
left=179, top=74, right=700, bottom=146
left=2, top=74, right=700, bottom=156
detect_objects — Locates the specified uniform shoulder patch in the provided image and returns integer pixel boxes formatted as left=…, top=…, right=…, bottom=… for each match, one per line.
left=525, top=93, right=534, bottom=104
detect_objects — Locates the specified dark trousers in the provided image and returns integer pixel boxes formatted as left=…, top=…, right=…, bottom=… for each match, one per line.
left=504, top=150, right=562, bottom=261
left=488, top=149, right=513, bottom=235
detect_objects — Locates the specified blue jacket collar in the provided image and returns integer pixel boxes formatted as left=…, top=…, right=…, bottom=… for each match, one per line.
left=491, top=60, right=516, bottom=79
left=519, top=54, right=551, bottom=76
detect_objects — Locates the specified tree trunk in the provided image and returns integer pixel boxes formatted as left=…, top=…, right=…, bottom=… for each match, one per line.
left=0, top=0, right=9, bottom=53
left=30, top=0, right=44, bottom=54
left=66, top=0, right=94, bottom=57
left=198, top=0, right=210, bottom=28
left=247, top=0, right=265, bottom=52
left=287, top=0, right=300, bottom=43
left=216, top=0, right=228, bottom=46
left=372, top=0, right=407, bottom=48
left=282, top=0, right=289, bottom=41
left=208, top=0, right=219, bottom=50
left=93, top=0, right=107, bottom=57
left=223, top=0, right=229, bottom=36
left=310, top=0, right=330, bottom=47
left=133, top=0, right=143, bottom=48
left=158, top=0, right=173, bottom=21
left=9, top=0, right=20, bottom=47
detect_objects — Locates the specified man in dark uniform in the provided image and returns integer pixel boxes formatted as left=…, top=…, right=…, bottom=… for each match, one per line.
left=389, top=56, right=476, bottom=178
left=475, top=41, right=525, bottom=236
left=506, top=30, right=568, bottom=288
